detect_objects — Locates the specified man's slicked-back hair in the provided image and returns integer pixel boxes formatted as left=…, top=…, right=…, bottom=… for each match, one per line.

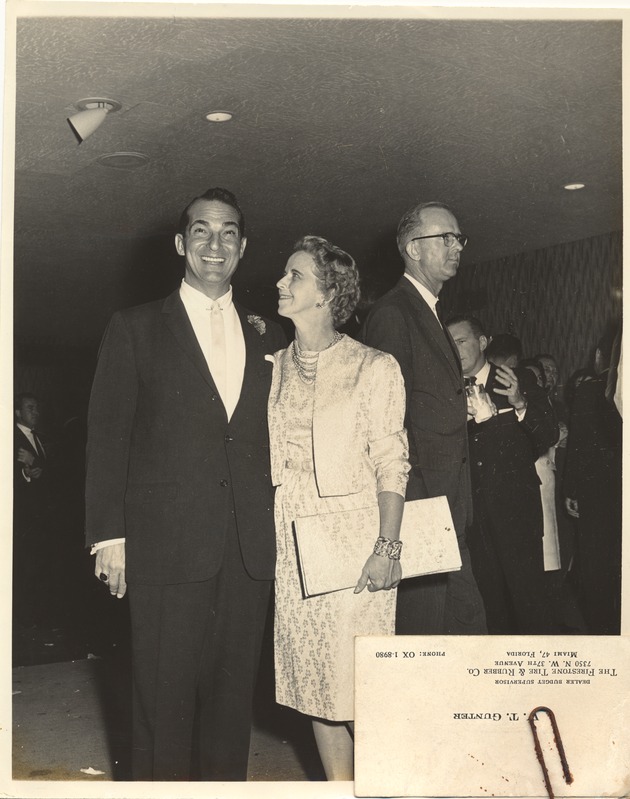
left=15, top=392, right=38, bottom=412
left=445, top=313, right=487, bottom=339
left=178, top=187, right=245, bottom=237
left=396, top=201, right=453, bottom=256
left=486, top=333, right=523, bottom=364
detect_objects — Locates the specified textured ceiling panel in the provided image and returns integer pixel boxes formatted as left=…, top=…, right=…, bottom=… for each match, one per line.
left=10, top=15, right=622, bottom=351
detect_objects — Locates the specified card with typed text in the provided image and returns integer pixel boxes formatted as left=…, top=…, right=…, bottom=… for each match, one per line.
left=355, top=635, right=630, bottom=798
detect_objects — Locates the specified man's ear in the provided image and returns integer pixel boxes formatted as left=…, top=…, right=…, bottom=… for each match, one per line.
left=479, top=335, right=488, bottom=353
left=405, top=239, right=421, bottom=261
left=239, top=237, right=247, bottom=259
left=175, top=233, right=185, bottom=256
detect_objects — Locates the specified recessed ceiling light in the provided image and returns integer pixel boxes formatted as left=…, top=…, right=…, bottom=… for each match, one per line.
left=97, top=152, right=150, bottom=170
left=205, top=111, right=233, bottom=123
left=564, top=183, right=585, bottom=190
left=74, top=97, right=122, bottom=114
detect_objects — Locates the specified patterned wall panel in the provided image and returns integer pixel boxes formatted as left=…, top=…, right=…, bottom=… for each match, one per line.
left=442, top=232, right=622, bottom=394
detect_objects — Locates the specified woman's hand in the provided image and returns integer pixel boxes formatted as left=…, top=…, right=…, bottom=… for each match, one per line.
left=355, top=552, right=402, bottom=594
left=354, top=491, right=405, bottom=593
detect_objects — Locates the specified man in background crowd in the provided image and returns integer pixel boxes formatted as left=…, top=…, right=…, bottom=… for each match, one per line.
left=446, top=315, right=558, bottom=633
left=564, top=329, right=622, bottom=634
left=14, top=393, right=51, bottom=627
left=485, top=333, right=522, bottom=369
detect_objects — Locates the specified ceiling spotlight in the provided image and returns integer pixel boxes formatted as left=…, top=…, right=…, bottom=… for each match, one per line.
left=96, top=152, right=149, bottom=169
left=205, top=110, right=233, bottom=123
left=67, top=97, right=122, bottom=144
left=563, top=182, right=585, bottom=191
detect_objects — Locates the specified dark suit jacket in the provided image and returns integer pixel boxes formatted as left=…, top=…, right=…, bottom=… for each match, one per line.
left=563, top=374, right=622, bottom=524
left=15, top=425, right=46, bottom=477
left=360, top=276, right=471, bottom=538
left=14, top=425, right=49, bottom=515
left=85, top=290, right=286, bottom=586
left=467, top=363, right=558, bottom=542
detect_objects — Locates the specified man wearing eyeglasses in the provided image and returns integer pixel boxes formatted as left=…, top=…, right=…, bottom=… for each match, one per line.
left=360, top=201, right=487, bottom=635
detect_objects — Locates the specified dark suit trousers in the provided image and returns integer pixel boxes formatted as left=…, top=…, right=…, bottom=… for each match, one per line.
left=396, top=469, right=487, bottom=635
left=396, top=542, right=487, bottom=634
left=128, top=514, right=271, bottom=781
left=467, top=493, right=554, bottom=634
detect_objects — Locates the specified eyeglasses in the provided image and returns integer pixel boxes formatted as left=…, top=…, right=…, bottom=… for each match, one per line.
left=409, top=232, right=468, bottom=249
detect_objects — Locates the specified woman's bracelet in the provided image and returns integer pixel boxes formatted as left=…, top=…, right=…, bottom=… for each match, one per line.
left=374, top=536, right=403, bottom=560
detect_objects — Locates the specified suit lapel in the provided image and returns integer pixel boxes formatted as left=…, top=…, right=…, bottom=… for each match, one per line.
left=161, top=290, right=220, bottom=395
left=162, top=290, right=272, bottom=418
left=16, top=426, right=39, bottom=458
left=398, top=278, right=462, bottom=381
left=231, top=303, right=270, bottom=421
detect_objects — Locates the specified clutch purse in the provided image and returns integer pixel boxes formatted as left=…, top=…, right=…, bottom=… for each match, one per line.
left=293, top=496, right=462, bottom=597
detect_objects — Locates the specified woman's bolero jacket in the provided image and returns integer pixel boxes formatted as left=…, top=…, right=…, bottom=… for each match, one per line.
left=268, top=334, right=410, bottom=498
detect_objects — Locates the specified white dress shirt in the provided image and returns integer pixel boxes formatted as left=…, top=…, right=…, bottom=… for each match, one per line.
left=470, top=360, right=492, bottom=390
left=17, top=422, right=42, bottom=455
left=404, top=272, right=441, bottom=322
left=179, top=279, right=245, bottom=421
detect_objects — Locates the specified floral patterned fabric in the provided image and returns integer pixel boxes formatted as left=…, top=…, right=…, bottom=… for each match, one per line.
left=269, top=336, right=409, bottom=721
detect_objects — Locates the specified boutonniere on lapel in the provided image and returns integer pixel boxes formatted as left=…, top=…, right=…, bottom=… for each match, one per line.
left=247, top=314, right=266, bottom=335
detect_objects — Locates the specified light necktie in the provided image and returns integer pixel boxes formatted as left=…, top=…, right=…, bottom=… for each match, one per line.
left=209, top=302, right=227, bottom=402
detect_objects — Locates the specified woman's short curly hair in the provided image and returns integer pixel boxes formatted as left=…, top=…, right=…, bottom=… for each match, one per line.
left=293, top=235, right=361, bottom=328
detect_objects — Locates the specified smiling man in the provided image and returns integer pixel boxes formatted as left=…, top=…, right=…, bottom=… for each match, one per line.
left=360, top=201, right=487, bottom=636
left=85, top=187, right=285, bottom=780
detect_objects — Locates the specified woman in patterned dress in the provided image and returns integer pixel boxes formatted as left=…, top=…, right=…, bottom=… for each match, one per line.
left=267, top=236, right=410, bottom=780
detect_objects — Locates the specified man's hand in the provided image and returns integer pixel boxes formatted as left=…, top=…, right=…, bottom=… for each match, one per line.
left=17, top=447, right=35, bottom=467
left=95, top=543, right=127, bottom=598
left=493, top=365, right=527, bottom=411
left=565, top=498, right=579, bottom=519
left=355, top=552, right=402, bottom=594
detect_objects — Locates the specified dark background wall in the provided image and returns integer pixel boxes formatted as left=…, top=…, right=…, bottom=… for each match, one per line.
left=14, top=230, right=622, bottom=437
left=441, top=231, right=622, bottom=393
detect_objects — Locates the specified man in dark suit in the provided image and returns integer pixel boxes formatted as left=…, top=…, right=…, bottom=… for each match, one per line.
left=85, top=188, right=286, bottom=781
left=360, top=201, right=487, bottom=635
left=446, top=315, right=559, bottom=633
left=15, top=393, right=47, bottom=488
left=563, top=331, right=622, bottom=634
left=14, top=392, right=51, bottom=626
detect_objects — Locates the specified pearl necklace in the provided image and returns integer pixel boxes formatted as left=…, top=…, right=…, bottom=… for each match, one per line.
left=292, top=331, right=343, bottom=384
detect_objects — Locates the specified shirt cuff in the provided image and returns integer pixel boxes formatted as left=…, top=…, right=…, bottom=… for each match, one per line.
left=515, top=406, right=527, bottom=422
left=90, top=538, right=126, bottom=555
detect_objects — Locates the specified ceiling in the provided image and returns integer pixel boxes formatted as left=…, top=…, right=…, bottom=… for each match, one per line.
left=10, top=12, right=623, bottom=356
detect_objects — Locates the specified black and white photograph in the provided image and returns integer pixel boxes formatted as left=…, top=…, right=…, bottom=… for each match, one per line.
left=2, top=2, right=625, bottom=796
